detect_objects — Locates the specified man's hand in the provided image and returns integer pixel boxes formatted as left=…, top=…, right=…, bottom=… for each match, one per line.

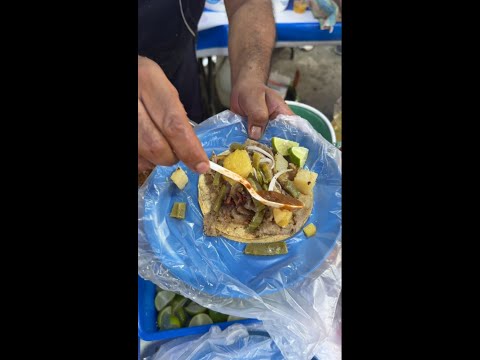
left=230, top=78, right=293, bottom=140
left=138, top=56, right=209, bottom=174
left=225, top=0, right=294, bottom=140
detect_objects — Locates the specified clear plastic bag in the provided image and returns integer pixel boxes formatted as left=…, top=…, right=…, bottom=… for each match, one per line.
left=138, top=110, right=341, bottom=360
left=148, top=318, right=341, bottom=360
left=151, top=323, right=283, bottom=360
left=331, top=97, right=342, bottom=150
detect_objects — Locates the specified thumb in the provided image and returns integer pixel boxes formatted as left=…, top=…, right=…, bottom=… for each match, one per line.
left=240, top=89, right=269, bottom=140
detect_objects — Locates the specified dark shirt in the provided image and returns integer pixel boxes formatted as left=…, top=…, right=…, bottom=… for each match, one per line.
left=138, top=0, right=205, bottom=122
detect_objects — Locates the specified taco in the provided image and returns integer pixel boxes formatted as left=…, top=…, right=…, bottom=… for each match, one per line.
left=198, top=138, right=317, bottom=243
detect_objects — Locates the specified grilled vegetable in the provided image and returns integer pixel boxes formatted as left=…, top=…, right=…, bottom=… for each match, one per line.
left=246, top=176, right=266, bottom=211
left=170, top=202, right=187, bottom=219
left=247, top=208, right=266, bottom=232
left=229, top=142, right=246, bottom=151
left=260, top=163, right=273, bottom=183
left=252, top=152, right=261, bottom=170
left=256, top=169, right=264, bottom=186
left=212, top=171, right=221, bottom=186
left=277, top=175, right=301, bottom=199
left=213, top=185, right=228, bottom=213
left=247, top=176, right=261, bottom=191
left=244, top=242, right=288, bottom=256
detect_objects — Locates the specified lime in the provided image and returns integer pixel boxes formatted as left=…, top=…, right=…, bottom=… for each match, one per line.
left=171, top=296, right=189, bottom=325
left=154, top=290, right=176, bottom=312
left=174, top=306, right=187, bottom=326
left=167, top=315, right=181, bottom=329
left=171, top=295, right=188, bottom=313
left=208, top=309, right=229, bottom=323
left=157, top=306, right=181, bottom=330
left=272, top=137, right=299, bottom=156
left=157, top=306, right=172, bottom=328
left=227, top=315, right=245, bottom=322
left=185, top=301, right=207, bottom=316
left=288, top=146, right=309, bottom=168
left=188, top=313, right=213, bottom=327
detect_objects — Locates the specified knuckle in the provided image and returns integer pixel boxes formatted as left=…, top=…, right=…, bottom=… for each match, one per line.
left=169, top=85, right=180, bottom=98
left=149, top=139, right=178, bottom=166
left=149, top=138, right=168, bottom=158
left=249, top=110, right=268, bottom=124
left=163, top=112, right=188, bottom=139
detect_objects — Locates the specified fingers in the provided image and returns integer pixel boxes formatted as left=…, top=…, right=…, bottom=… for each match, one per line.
left=231, top=82, right=296, bottom=140
left=139, top=66, right=209, bottom=173
left=160, top=110, right=210, bottom=173
left=138, top=155, right=154, bottom=173
left=238, top=88, right=269, bottom=140
left=266, top=88, right=294, bottom=119
left=138, top=99, right=179, bottom=167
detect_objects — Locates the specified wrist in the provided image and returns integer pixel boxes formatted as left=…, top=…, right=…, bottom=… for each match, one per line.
left=233, top=66, right=269, bottom=88
left=232, top=61, right=270, bottom=85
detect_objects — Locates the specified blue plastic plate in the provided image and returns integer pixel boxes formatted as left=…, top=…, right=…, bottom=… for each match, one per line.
left=142, top=117, right=341, bottom=298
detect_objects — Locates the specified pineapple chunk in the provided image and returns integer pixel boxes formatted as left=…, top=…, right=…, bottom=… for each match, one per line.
left=273, top=208, right=293, bottom=228
left=293, top=169, right=318, bottom=195
left=274, top=153, right=289, bottom=173
left=170, top=168, right=189, bottom=190
left=303, top=223, right=317, bottom=237
left=223, top=149, right=252, bottom=185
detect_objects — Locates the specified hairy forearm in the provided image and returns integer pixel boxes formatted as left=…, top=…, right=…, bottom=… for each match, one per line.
left=225, top=0, right=275, bottom=86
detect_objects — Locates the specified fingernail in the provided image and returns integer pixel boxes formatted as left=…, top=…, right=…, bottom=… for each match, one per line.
left=195, top=162, right=210, bottom=174
left=250, top=126, right=262, bottom=140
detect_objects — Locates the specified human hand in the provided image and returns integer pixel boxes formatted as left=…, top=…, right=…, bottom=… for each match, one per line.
left=138, top=56, right=209, bottom=174
left=230, top=78, right=293, bottom=140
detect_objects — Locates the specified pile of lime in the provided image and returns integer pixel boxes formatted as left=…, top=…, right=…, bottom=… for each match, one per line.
left=272, top=137, right=309, bottom=168
left=155, top=286, right=244, bottom=330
